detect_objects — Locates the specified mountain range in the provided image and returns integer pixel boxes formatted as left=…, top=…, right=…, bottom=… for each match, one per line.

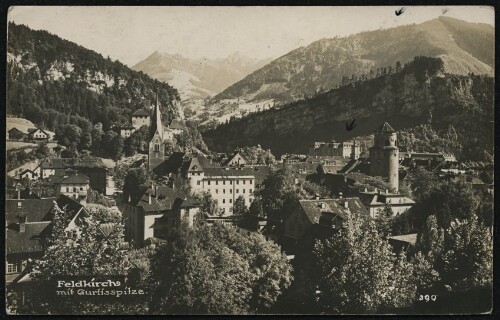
left=213, top=16, right=494, bottom=105
left=203, top=56, right=494, bottom=162
left=132, top=51, right=272, bottom=101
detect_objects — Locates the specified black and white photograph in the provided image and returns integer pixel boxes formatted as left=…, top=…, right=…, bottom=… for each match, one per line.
left=4, top=5, right=494, bottom=315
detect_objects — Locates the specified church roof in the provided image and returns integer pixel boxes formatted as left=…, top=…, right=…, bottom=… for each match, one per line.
left=377, top=122, right=395, bottom=133
left=149, top=93, right=164, bottom=140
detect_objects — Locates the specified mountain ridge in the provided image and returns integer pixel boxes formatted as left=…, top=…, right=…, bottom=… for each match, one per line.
left=213, top=16, right=493, bottom=105
left=132, top=51, right=272, bottom=100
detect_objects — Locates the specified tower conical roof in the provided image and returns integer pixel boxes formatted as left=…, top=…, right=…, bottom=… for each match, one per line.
left=149, top=91, right=163, bottom=140
left=377, top=122, right=395, bottom=133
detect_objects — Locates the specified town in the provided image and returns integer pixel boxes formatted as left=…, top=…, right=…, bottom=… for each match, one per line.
left=6, top=93, right=493, bottom=313
left=5, top=6, right=494, bottom=315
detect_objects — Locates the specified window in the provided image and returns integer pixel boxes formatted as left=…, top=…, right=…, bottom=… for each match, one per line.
left=223, top=189, right=226, bottom=194
left=197, top=181, right=201, bottom=185
left=249, top=189, right=253, bottom=194
left=236, top=189, right=239, bottom=193
left=154, top=144, right=160, bottom=152
left=236, top=180, right=239, bottom=185
left=7, top=263, right=18, bottom=274
left=230, top=189, right=232, bottom=194
left=229, top=199, right=233, bottom=203
left=384, top=140, right=389, bottom=146
left=223, top=199, right=225, bottom=204
left=216, top=181, right=219, bottom=185
left=243, top=180, right=246, bottom=185
left=216, top=189, right=218, bottom=194
left=208, top=181, right=211, bottom=186
left=243, top=189, right=245, bottom=193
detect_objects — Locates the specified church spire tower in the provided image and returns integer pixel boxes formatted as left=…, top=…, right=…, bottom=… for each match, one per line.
left=148, top=88, right=165, bottom=172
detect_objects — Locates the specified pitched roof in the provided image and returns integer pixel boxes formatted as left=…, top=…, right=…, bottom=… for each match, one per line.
left=388, top=233, right=417, bottom=245
left=6, top=198, right=56, bottom=228
left=133, top=186, right=179, bottom=213
left=169, top=119, right=184, bottom=130
left=6, top=222, right=51, bottom=254
left=132, top=109, right=150, bottom=117
left=59, top=173, right=90, bottom=184
left=121, top=122, right=135, bottom=129
left=298, top=197, right=369, bottom=224
left=377, top=122, right=395, bottom=134
left=8, top=127, right=25, bottom=134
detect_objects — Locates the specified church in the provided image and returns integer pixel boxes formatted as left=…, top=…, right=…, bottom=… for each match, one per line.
left=147, top=94, right=177, bottom=172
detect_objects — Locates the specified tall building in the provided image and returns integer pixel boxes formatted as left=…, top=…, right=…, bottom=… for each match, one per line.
left=369, top=122, right=399, bottom=192
left=148, top=93, right=166, bottom=172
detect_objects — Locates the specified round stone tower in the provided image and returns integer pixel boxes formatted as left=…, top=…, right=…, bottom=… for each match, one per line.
left=369, top=122, right=399, bottom=192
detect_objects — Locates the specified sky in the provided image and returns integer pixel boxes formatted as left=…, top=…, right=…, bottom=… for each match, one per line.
left=8, top=6, right=494, bottom=67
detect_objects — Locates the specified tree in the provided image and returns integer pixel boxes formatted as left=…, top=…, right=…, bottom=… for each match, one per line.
left=316, top=163, right=325, bottom=175
left=415, top=215, right=444, bottom=262
left=150, top=222, right=293, bottom=314
left=436, top=216, right=493, bottom=292
left=375, top=204, right=394, bottom=238
left=311, top=215, right=416, bottom=313
left=198, top=192, right=221, bottom=217
left=27, top=203, right=142, bottom=314
left=260, top=167, right=301, bottom=222
left=122, top=167, right=152, bottom=203
left=233, top=195, right=248, bottom=216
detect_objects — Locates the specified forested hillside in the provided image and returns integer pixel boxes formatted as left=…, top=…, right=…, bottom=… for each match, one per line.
left=203, top=57, right=494, bottom=162
left=214, top=17, right=493, bottom=105
left=7, top=22, right=181, bottom=133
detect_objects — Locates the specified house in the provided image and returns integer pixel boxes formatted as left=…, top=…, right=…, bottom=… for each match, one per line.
left=123, top=185, right=177, bottom=247
left=8, top=127, right=27, bottom=140
left=120, top=122, right=136, bottom=138
left=223, top=151, right=248, bottom=166
left=6, top=198, right=56, bottom=284
left=359, top=188, right=415, bottom=218
left=168, top=119, right=184, bottom=135
left=17, top=169, right=38, bottom=181
left=282, top=197, right=369, bottom=254
left=309, top=140, right=360, bottom=159
left=6, top=195, right=121, bottom=308
left=27, top=128, right=50, bottom=141
left=152, top=197, right=202, bottom=240
left=39, top=158, right=108, bottom=194
left=388, top=233, right=418, bottom=254
left=131, top=109, right=150, bottom=130
left=55, top=173, right=90, bottom=201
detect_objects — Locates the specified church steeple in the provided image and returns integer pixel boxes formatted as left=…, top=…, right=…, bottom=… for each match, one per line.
left=149, top=89, right=163, bottom=140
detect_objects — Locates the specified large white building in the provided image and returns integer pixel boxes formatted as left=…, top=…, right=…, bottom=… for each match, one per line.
left=359, top=188, right=415, bottom=218
left=182, top=157, right=269, bottom=216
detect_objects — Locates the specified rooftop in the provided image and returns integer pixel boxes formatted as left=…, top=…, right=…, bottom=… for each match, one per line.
left=132, top=109, right=150, bottom=117
left=377, top=122, right=395, bottom=134
left=59, top=173, right=90, bottom=185
left=388, top=233, right=418, bottom=245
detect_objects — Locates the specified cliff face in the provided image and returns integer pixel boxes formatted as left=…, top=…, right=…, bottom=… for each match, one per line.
left=203, top=61, right=493, bottom=158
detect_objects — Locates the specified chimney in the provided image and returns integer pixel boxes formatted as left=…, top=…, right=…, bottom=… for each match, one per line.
left=148, top=193, right=152, bottom=204
left=344, top=200, right=349, bottom=209
left=18, top=215, right=26, bottom=233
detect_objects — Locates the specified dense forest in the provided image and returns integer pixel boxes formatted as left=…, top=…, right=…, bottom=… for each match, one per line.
left=7, top=22, right=181, bottom=133
left=204, top=56, right=494, bottom=162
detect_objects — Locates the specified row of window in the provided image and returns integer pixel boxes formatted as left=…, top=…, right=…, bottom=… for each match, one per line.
left=206, top=179, right=253, bottom=186
left=63, top=187, right=86, bottom=192
left=214, top=188, right=253, bottom=194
